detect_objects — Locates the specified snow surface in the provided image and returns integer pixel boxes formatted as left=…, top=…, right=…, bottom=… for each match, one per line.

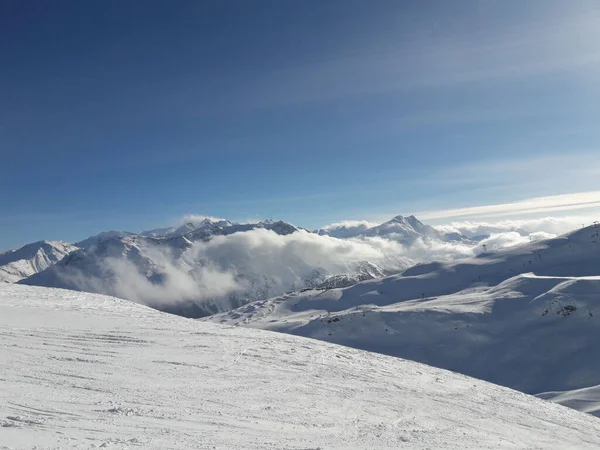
left=207, top=226, right=600, bottom=400
left=2, top=284, right=600, bottom=449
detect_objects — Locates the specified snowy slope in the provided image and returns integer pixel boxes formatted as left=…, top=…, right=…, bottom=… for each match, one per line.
left=207, top=225, right=600, bottom=398
left=0, top=240, right=78, bottom=283
left=2, top=284, right=600, bottom=449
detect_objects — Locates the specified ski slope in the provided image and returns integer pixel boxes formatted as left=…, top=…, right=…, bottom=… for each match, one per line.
left=3, top=285, right=600, bottom=449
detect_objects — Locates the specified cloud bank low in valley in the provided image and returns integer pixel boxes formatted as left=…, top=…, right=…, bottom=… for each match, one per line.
left=77, top=229, right=415, bottom=315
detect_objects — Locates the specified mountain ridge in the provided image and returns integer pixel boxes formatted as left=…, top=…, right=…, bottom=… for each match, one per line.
left=0, top=240, right=78, bottom=283
left=18, top=215, right=439, bottom=315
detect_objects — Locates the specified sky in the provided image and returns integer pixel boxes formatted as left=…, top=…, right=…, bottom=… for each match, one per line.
left=1, top=0, right=600, bottom=250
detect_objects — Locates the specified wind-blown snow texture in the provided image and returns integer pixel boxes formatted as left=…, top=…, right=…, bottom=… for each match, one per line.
left=208, top=225, right=600, bottom=401
left=2, top=284, right=600, bottom=449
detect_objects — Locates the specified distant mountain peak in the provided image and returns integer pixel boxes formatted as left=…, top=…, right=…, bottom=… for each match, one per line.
left=316, top=214, right=440, bottom=241
left=390, top=214, right=421, bottom=225
left=0, top=240, right=78, bottom=283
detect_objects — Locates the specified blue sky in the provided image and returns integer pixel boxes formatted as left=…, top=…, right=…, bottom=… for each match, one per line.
left=1, top=0, right=600, bottom=250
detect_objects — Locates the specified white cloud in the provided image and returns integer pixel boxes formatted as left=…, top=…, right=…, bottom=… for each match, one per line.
left=317, top=220, right=378, bottom=238
left=180, top=214, right=228, bottom=224
left=419, top=192, right=600, bottom=221
left=187, top=229, right=411, bottom=293
left=478, top=232, right=532, bottom=251
left=56, top=244, right=243, bottom=310
left=319, top=220, right=378, bottom=231
left=433, top=215, right=595, bottom=237
left=362, top=236, right=475, bottom=262
left=528, top=231, right=556, bottom=242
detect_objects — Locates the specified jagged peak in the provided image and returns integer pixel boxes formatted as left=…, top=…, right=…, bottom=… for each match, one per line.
left=2, top=239, right=74, bottom=255
left=390, top=214, right=421, bottom=224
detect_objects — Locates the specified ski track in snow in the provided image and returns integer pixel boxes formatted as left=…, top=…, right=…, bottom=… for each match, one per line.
left=3, top=284, right=600, bottom=449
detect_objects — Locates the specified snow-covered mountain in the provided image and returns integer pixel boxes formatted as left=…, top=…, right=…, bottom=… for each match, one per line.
left=21, top=218, right=414, bottom=316
left=362, top=215, right=444, bottom=240
left=314, top=261, right=387, bottom=289
left=75, top=230, right=136, bottom=249
left=11, top=214, right=569, bottom=317
left=3, top=284, right=600, bottom=449
left=207, top=224, right=600, bottom=415
left=79, top=218, right=298, bottom=245
left=169, top=217, right=234, bottom=238
left=183, top=218, right=300, bottom=241
left=317, top=215, right=469, bottom=243
left=0, top=240, right=78, bottom=283
left=21, top=231, right=237, bottom=315
left=138, top=226, right=177, bottom=237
